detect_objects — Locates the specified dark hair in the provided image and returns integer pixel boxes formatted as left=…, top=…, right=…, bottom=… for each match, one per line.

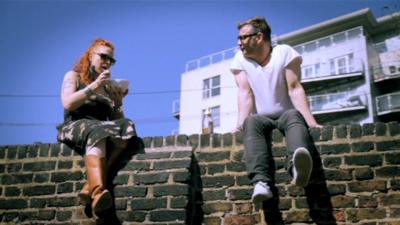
left=237, top=16, right=271, bottom=42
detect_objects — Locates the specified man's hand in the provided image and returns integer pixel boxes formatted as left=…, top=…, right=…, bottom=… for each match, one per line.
left=308, top=122, right=323, bottom=129
left=231, top=125, right=243, bottom=134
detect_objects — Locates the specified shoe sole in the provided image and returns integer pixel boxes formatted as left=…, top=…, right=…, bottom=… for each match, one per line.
left=293, top=147, right=313, bottom=187
left=78, top=192, right=91, bottom=205
left=92, top=190, right=113, bottom=213
left=252, top=192, right=273, bottom=204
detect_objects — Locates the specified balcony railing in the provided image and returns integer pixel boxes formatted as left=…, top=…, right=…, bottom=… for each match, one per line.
left=372, top=60, right=400, bottom=82
left=184, top=35, right=278, bottom=72
left=309, top=91, right=367, bottom=115
left=185, top=47, right=238, bottom=72
left=172, top=99, right=180, bottom=119
left=376, top=91, right=400, bottom=115
left=301, top=58, right=364, bottom=83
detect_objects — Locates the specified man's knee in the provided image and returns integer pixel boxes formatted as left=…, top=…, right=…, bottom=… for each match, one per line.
left=282, top=109, right=304, bottom=122
left=244, top=115, right=264, bottom=130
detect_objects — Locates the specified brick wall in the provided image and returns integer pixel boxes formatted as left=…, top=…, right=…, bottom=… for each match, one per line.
left=0, top=122, right=399, bottom=225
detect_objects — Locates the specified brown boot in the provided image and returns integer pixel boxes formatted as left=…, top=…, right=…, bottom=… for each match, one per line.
left=85, top=155, right=113, bottom=214
left=79, top=145, right=122, bottom=206
left=78, top=182, right=91, bottom=205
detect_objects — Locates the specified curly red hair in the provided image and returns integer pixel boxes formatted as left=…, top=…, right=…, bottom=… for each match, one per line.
left=73, top=38, right=115, bottom=85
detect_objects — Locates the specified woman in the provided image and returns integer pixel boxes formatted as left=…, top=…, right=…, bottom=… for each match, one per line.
left=57, top=38, right=138, bottom=214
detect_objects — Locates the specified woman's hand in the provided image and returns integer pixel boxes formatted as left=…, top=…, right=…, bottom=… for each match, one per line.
left=92, top=70, right=111, bottom=91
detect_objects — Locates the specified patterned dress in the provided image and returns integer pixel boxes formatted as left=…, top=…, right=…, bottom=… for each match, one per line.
left=57, top=82, right=142, bottom=156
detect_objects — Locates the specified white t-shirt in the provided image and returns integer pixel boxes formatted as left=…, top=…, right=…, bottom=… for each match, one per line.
left=230, top=44, right=301, bottom=119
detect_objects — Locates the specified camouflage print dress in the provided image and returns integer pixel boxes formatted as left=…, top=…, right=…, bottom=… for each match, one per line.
left=57, top=83, right=139, bottom=156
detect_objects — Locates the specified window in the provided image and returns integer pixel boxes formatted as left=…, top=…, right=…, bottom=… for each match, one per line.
left=201, top=105, right=220, bottom=132
left=302, top=63, right=320, bottom=79
left=329, top=53, right=354, bottom=75
left=211, top=106, right=220, bottom=127
left=203, top=75, right=220, bottom=99
left=303, top=65, right=313, bottom=79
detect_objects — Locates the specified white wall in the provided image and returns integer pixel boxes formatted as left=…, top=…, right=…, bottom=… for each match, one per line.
left=179, top=59, right=238, bottom=135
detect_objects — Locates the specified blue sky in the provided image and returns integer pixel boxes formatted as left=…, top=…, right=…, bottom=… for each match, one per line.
left=0, top=0, right=398, bottom=145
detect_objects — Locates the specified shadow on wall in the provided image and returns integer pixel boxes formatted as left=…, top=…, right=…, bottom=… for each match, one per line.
left=262, top=137, right=337, bottom=225
left=305, top=141, right=337, bottom=225
left=186, top=154, right=204, bottom=225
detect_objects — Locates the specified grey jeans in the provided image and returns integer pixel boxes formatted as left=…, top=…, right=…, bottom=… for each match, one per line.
left=243, top=109, right=312, bottom=184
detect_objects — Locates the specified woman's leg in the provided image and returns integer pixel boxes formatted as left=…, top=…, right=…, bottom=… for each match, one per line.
left=83, top=139, right=113, bottom=213
left=107, top=138, right=128, bottom=168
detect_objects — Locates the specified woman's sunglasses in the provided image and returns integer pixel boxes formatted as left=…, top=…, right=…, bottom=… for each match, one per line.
left=96, top=53, right=116, bottom=65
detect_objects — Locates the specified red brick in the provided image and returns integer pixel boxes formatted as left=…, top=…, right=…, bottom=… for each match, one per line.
left=224, top=215, right=256, bottom=225
left=234, top=203, right=253, bottom=214
left=333, top=210, right=345, bottom=222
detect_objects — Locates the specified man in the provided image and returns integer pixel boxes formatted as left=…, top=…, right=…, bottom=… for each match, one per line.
left=230, top=16, right=322, bottom=204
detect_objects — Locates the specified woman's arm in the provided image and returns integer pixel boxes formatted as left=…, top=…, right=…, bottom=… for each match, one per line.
left=61, top=70, right=111, bottom=111
left=61, top=71, right=92, bottom=111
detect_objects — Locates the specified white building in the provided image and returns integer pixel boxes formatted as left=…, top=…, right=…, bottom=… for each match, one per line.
left=173, top=8, right=400, bottom=135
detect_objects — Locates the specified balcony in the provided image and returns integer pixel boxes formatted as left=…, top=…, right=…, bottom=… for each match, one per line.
left=376, top=91, right=400, bottom=116
left=309, top=91, right=367, bottom=115
left=301, top=57, right=364, bottom=84
left=372, top=60, right=400, bottom=82
left=184, top=35, right=278, bottom=72
left=172, top=99, right=180, bottom=119
left=185, top=47, right=238, bottom=72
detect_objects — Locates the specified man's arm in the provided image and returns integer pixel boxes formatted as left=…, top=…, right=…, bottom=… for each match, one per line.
left=285, top=58, right=322, bottom=128
left=232, top=69, right=255, bottom=132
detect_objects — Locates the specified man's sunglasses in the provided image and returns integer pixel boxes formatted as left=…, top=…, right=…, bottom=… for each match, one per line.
left=237, top=32, right=259, bottom=41
left=96, top=53, right=116, bottom=65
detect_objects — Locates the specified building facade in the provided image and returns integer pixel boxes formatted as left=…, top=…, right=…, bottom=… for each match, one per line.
left=174, top=8, right=400, bottom=135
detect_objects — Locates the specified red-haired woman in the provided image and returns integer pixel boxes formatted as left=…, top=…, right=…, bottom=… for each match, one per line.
left=57, top=38, right=141, bottom=214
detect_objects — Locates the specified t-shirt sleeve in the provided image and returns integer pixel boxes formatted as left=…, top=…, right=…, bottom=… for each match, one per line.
left=230, top=51, right=244, bottom=73
left=282, top=45, right=302, bottom=67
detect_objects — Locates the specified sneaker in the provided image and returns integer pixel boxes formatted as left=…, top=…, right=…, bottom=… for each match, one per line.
left=251, top=181, right=273, bottom=204
left=292, top=147, right=313, bottom=187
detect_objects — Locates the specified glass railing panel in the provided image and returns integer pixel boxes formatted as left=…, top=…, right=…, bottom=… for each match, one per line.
left=372, top=60, right=400, bottom=81
left=186, top=60, right=199, bottom=72
left=172, top=99, right=180, bottom=115
left=376, top=92, right=400, bottom=113
left=308, top=92, right=367, bottom=113
left=302, top=58, right=363, bottom=81
left=185, top=47, right=238, bottom=72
